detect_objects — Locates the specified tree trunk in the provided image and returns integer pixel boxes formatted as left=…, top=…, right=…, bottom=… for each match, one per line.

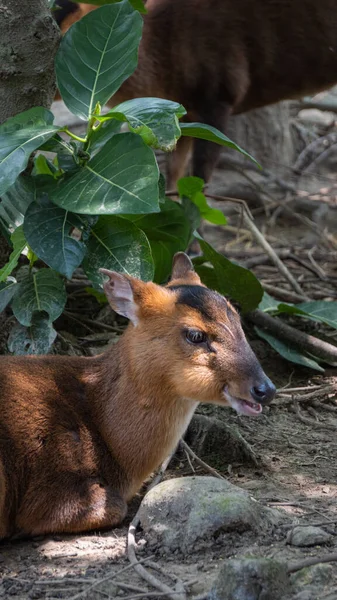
left=0, top=0, right=61, bottom=124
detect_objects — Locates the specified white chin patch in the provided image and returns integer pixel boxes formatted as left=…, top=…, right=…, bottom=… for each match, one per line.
left=224, top=387, right=262, bottom=416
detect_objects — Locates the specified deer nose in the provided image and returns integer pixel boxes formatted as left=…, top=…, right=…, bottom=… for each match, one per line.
left=250, top=378, right=276, bottom=405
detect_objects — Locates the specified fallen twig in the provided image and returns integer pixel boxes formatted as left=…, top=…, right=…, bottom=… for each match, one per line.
left=299, top=98, right=337, bottom=113
left=262, top=283, right=308, bottom=304
left=293, top=399, right=337, bottom=431
left=288, top=552, right=337, bottom=573
left=241, top=212, right=309, bottom=299
left=65, top=557, right=154, bottom=600
left=180, top=439, right=225, bottom=480
left=128, top=522, right=185, bottom=600
left=127, top=449, right=186, bottom=600
left=246, top=309, right=337, bottom=365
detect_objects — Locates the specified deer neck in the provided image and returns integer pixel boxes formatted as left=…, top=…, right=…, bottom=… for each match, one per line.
left=86, top=333, right=198, bottom=498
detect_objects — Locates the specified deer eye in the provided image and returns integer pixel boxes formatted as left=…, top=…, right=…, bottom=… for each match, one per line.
left=185, top=329, right=207, bottom=344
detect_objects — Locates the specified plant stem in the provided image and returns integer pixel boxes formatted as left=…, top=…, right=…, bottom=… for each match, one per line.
left=62, top=127, right=87, bottom=143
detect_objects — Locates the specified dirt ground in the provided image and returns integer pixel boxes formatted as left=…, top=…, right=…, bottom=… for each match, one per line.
left=1, top=101, right=337, bottom=599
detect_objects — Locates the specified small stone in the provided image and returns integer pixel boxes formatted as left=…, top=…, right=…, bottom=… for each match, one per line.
left=209, top=558, right=290, bottom=600
left=287, top=526, right=332, bottom=547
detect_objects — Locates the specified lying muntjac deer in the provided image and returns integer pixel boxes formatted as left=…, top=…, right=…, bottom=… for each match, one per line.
left=0, top=253, right=275, bottom=539
left=54, top=0, right=337, bottom=186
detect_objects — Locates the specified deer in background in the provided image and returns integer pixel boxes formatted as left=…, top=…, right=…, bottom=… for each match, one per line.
left=0, top=253, right=275, bottom=538
left=55, top=0, right=337, bottom=187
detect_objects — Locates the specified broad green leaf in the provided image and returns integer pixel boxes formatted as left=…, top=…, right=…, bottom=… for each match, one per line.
left=24, top=197, right=86, bottom=279
left=181, top=197, right=202, bottom=237
left=0, top=107, right=60, bottom=195
left=50, top=133, right=160, bottom=215
left=89, top=120, right=122, bottom=156
left=0, top=279, right=17, bottom=312
left=11, top=269, right=66, bottom=326
left=8, top=313, right=57, bottom=355
left=177, top=176, right=227, bottom=225
left=255, top=327, right=324, bottom=372
left=101, top=98, right=186, bottom=151
left=83, top=215, right=154, bottom=288
left=0, top=175, right=36, bottom=232
left=70, top=0, right=146, bottom=12
left=180, top=123, right=258, bottom=165
left=55, top=1, right=143, bottom=120
left=196, top=238, right=263, bottom=313
left=259, top=292, right=281, bottom=312
left=177, top=176, right=204, bottom=198
left=40, top=134, right=75, bottom=155
left=278, top=300, right=337, bottom=331
left=33, top=154, right=56, bottom=177
left=0, top=227, right=28, bottom=282
left=125, top=199, right=191, bottom=282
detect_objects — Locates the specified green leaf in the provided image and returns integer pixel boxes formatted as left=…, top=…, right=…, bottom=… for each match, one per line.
left=195, top=239, right=263, bottom=313
left=33, top=154, right=56, bottom=177
left=0, top=107, right=60, bottom=195
left=0, top=226, right=28, bottom=282
left=89, top=120, right=122, bottom=155
left=101, top=98, right=186, bottom=151
left=23, top=197, right=86, bottom=279
left=180, top=123, right=258, bottom=165
left=125, top=199, right=191, bottom=282
left=8, top=313, right=57, bottom=355
left=0, top=279, right=18, bottom=312
left=181, top=197, right=202, bottom=237
left=177, top=176, right=227, bottom=225
left=50, top=133, right=160, bottom=215
left=83, top=215, right=154, bottom=289
left=255, top=327, right=325, bottom=372
left=258, top=292, right=281, bottom=312
left=71, top=0, right=146, bottom=12
left=55, top=1, right=143, bottom=120
left=11, top=269, right=66, bottom=326
left=278, top=300, right=337, bottom=331
left=0, top=175, right=35, bottom=232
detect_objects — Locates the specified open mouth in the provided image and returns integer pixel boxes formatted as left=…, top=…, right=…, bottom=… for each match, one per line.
left=223, top=386, right=262, bottom=416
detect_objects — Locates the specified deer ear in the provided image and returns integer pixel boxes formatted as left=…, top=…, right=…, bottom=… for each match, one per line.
left=99, top=269, right=139, bottom=325
left=170, top=252, right=201, bottom=284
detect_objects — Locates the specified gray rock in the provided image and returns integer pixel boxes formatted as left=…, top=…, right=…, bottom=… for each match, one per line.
left=291, top=563, right=334, bottom=591
left=209, top=558, right=290, bottom=600
left=287, top=526, right=332, bottom=547
left=138, top=476, right=285, bottom=553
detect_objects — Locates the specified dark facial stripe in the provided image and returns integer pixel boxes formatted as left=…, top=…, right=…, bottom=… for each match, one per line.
left=170, top=285, right=230, bottom=321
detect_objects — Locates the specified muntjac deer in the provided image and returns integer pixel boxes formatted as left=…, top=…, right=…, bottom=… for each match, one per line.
left=0, top=253, right=275, bottom=539
left=55, top=0, right=337, bottom=187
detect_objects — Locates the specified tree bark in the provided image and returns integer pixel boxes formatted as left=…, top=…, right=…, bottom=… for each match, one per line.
left=0, top=0, right=61, bottom=124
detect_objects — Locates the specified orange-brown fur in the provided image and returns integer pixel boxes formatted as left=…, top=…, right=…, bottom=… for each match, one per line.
left=55, top=0, right=337, bottom=185
left=0, top=254, right=274, bottom=538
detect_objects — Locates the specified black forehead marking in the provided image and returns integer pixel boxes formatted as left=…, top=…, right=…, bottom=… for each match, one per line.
left=170, top=285, right=231, bottom=321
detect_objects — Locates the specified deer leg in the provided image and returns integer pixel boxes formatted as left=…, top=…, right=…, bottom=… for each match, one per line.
left=16, top=478, right=127, bottom=537
left=188, top=102, right=232, bottom=247
left=192, top=101, right=232, bottom=182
